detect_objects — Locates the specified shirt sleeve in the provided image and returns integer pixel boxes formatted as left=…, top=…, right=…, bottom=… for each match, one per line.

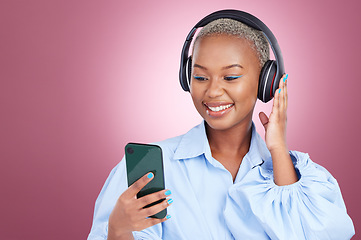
left=225, top=150, right=355, bottom=240
left=87, top=156, right=163, bottom=240
left=87, top=157, right=127, bottom=240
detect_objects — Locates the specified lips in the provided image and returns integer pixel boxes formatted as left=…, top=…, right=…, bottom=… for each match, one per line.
left=204, top=102, right=234, bottom=117
left=206, top=103, right=233, bottom=112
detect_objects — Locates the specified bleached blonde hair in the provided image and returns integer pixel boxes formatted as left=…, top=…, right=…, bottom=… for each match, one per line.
left=192, top=18, right=270, bottom=68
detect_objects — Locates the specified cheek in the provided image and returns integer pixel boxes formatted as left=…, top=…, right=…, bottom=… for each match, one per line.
left=229, top=80, right=259, bottom=105
left=190, top=89, right=202, bottom=107
left=190, top=82, right=203, bottom=101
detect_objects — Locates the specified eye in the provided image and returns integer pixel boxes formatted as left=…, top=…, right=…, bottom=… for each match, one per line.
left=224, top=75, right=243, bottom=81
left=193, top=76, right=208, bottom=81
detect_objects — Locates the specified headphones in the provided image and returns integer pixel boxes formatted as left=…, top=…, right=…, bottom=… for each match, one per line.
left=179, top=9, right=285, bottom=103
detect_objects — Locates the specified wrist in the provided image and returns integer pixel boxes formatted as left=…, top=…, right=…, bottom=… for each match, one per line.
left=269, top=144, right=289, bottom=155
left=270, top=145, right=298, bottom=186
left=107, top=226, right=133, bottom=240
left=108, top=232, right=134, bottom=240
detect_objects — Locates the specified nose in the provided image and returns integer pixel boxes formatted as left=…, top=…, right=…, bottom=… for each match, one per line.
left=206, top=78, right=224, bottom=98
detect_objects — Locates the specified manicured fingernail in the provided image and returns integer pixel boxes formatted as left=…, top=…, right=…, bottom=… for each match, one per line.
left=285, top=73, right=288, bottom=80
left=147, top=173, right=153, bottom=178
left=165, top=190, right=171, bottom=196
left=166, top=215, right=171, bottom=219
left=279, top=88, right=281, bottom=93
left=167, top=198, right=173, bottom=204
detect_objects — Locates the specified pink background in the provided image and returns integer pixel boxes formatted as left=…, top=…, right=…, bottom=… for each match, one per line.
left=1, top=0, right=360, bottom=239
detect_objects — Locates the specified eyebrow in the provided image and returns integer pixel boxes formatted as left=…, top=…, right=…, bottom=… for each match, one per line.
left=193, top=63, right=243, bottom=70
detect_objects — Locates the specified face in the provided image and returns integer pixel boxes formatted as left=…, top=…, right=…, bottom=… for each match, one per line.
left=190, top=35, right=261, bottom=131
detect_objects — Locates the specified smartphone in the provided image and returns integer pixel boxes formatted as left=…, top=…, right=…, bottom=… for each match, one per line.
left=125, top=142, right=166, bottom=219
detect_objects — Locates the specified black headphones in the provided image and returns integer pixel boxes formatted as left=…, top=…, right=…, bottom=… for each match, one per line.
left=179, top=9, right=285, bottom=103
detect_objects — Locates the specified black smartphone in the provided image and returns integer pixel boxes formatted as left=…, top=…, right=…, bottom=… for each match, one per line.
left=125, top=142, right=166, bottom=219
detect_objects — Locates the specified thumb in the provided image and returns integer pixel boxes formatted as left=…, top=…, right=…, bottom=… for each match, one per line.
left=258, top=112, right=269, bottom=131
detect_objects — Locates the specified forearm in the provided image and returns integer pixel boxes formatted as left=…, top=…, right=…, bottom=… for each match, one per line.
left=270, top=146, right=298, bottom=186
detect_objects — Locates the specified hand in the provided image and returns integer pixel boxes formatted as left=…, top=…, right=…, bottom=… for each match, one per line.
left=107, top=172, right=172, bottom=240
left=259, top=74, right=289, bottom=153
left=258, top=74, right=298, bottom=185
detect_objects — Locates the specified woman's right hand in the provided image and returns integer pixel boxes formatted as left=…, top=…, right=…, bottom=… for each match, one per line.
left=107, top=172, right=172, bottom=240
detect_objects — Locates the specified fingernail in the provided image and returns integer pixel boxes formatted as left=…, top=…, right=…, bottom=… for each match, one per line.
left=165, top=190, right=171, bottom=196
left=279, top=88, right=281, bottom=93
left=147, top=173, right=153, bottom=178
left=166, top=215, right=171, bottom=219
left=285, top=73, right=289, bottom=80
left=167, top=198, right=173, bottom=204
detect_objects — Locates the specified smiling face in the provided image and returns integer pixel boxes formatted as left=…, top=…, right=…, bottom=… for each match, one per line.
left=190, top=34, right=261, bottom=131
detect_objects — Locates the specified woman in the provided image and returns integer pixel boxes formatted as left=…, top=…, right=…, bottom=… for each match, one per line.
left=88, top=12, right=355, bottom=240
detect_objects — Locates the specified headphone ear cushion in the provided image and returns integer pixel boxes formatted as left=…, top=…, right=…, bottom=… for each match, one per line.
left=258, top=60, right=277, bottom=103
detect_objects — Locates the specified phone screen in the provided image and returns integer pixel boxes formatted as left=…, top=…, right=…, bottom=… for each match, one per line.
left=125, top=142, right=166, bottom=219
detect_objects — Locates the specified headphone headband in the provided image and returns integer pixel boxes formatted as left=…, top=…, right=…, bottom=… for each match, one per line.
left=179, top=9, right=285, bottom=102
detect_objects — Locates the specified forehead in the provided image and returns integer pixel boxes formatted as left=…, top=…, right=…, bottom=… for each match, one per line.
left=192, top=35, right=259, bottom=66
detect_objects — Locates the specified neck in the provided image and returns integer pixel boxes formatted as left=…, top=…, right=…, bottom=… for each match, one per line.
left=205, top=120, right=253, bottom=157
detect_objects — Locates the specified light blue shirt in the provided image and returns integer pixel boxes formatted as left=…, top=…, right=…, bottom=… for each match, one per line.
left=88, top=121, right=355, bottom=240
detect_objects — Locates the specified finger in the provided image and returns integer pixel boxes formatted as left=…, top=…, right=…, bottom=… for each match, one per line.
left=278, top=74, right=287, bottom=89
left=258, top=112, right=269, bottom=130
left=279, top=74, right=288, bottom=110
left=284, top=74, right=288, bottom=110
left=279, top=80, right=285, bottom=111
left=139, top=198, right=173, bottom=219
left=140, top=214, right=171, bottom=230
left=136, top=189, right=171, bottom=210
left=273, top=88, right=280, bottom=114
left=124, top=172, right=154, bottom=199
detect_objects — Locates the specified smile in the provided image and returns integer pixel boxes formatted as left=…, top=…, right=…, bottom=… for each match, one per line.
left=204, top=103, right=234, bottom=118
left=207, top=104, right=233, bottom=112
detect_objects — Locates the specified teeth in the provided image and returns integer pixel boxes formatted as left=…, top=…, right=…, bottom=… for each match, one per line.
left=208, top=104, right=233, bottom=112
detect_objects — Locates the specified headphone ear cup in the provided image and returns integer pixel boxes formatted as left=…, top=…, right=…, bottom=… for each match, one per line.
left=186, top=56, right=192, bottom=90
left=258, top=60, right=277, bottom=103
left=180, top=56, right=191, bottom=92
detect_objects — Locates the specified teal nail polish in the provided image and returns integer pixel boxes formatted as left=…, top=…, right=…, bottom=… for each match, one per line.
left=167, top=198, right=173, bottom=204
left=147, top=173, right=153, bottom=178
left=165, top=190, right=171, bottom=196
left=285, top=73, right=289, bottom=80
left=279, top=89, right=281, bottom=93
left=166, top=215, right=171, bottom=219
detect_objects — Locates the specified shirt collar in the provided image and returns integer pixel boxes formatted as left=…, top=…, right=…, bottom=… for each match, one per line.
left=173, top=121, right=209, bottom=160
left=173, top=121, right=270, bottom=168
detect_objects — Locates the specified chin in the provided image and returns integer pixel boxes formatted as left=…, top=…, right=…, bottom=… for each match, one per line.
left=203, top=111, right=253, bottom=132
left=204, top=117, right=239, bottom=131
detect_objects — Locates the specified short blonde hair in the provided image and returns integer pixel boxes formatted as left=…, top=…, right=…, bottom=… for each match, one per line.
left=192, top=18, right=270, bottom=68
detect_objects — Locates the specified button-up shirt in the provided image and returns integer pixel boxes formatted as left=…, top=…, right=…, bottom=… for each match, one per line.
left=88, top=121, right=354, bottom=239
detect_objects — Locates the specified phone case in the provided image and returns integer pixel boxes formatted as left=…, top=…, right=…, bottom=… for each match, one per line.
left=125, top=142, right=167, bottom=219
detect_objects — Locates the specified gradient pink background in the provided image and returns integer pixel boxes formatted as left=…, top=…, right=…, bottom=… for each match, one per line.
left=1, top=0, right=360, bottom=239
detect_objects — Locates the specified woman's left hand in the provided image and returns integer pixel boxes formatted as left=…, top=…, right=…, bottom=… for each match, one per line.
left=259, top=74, right=298, bottom=185
left=259, top=74, right=289, bottom=153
